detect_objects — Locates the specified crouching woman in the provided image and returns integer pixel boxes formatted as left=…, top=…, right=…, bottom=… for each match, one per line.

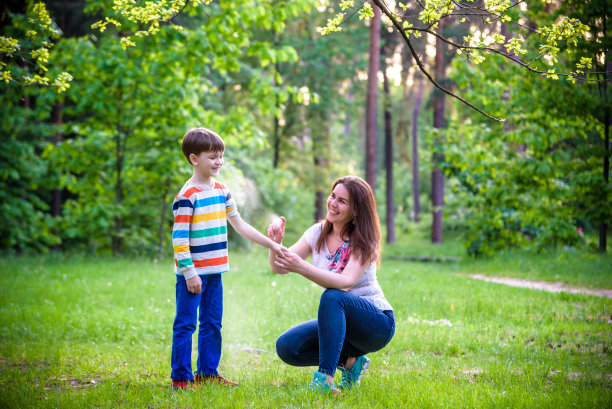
left=267, top=176, right=395, bottom=392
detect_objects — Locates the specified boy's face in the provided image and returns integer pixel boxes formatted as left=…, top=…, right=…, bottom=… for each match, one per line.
left=190, top=150, right=224, bottom=179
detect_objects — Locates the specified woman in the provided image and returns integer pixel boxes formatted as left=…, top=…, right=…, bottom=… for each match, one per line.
left=267, top=176, right=395, bottom=392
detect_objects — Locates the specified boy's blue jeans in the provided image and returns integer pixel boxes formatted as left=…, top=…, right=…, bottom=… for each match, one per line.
left=171, top=274, right=223, bottom=381
left=275, top=288, right=395, bottom=376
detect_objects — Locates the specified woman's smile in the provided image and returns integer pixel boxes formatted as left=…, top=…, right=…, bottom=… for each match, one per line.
left=326, top=183, right=352, bottom=225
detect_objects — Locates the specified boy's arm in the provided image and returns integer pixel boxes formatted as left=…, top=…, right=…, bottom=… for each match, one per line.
left=227, top=215, right=284, bottom=253
left=173, top=195, right=201, bottom=293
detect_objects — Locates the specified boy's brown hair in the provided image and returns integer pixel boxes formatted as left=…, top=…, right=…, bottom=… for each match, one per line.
left=182, top=128, right=225, bottom=164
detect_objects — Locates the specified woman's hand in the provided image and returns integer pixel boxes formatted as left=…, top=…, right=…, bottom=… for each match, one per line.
left=267, top=216, right=286, bottom=244
left=274, top=248, right=308, bottom=274
left=268, top=235, right=312, bottom=276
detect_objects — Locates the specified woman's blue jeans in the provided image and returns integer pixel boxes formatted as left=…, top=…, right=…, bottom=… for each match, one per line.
left=171, top=274, right=223, bottom=381
left=276, top=289, right=395, bottom=376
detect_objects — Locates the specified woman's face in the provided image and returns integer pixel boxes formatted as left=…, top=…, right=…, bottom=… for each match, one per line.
left=326, top=183, right=353, bottom=226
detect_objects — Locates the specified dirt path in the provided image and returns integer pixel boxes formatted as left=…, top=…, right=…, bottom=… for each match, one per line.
left=468, top=274, right=612, bottom=298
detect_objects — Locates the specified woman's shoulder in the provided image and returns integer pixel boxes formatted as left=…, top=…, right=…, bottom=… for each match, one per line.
left=307, top=221, right=323, bottom=232
left=305, top=221, right=323, bottom=235
left=303, top=222, right=324, bottom=244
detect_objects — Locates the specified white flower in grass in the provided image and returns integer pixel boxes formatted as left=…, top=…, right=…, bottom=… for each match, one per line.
left=406, top=316, right=453, bottom=327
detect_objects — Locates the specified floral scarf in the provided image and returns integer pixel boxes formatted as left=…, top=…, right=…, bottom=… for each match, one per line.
left=327, top=240, right=351, bottom=274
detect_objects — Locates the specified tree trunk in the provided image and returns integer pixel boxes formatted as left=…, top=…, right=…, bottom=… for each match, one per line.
left=113, top=130, right=124, bottom=256
left=51, top=100, right=64, bottom=251
left=600, top=55, right=610, bottom=252
left=412, top=72, right=424, bottom=222
left=314, top=190, right=325, bottom=221
left=383, top=67, right=395, bottom=244
left=365, top=2, right=381, bottom=193
left=273, top=60, right=281, bottom=168
left=51, top=100, right=64, bottom=218
left=273, top=94, right=280, bottom=168
left=431, top=18, right=447, bottom=244
left=345, top=86, right=353, bottom=137
left=157, top=184, right=169, bottom=260
left=601, top=109, right=609, bottom=253
left=312, top=114, right=330, bottom=222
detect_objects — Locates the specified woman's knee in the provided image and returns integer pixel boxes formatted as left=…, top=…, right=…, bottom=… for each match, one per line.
left=275, top=320, right=319, bottom=366
left=319, top=288, right=345, bottom=307
left=276, top=334, right=297, bottom=365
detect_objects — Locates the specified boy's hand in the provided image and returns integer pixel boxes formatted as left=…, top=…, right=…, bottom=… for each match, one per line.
left=271, top=242, right=287, bottom=255
left=274, top=248, right=307, bottom=274
left=186, top=275, right=202, bottom=294
left=267, top=216, right=286, bottom=243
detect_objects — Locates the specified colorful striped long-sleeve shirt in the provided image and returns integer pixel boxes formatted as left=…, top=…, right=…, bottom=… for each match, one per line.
left=172, top=179, right=239, bottom=279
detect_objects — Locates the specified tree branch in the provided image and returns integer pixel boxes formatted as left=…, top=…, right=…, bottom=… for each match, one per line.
left=161, top=0, right=191, bottom=25
left=418, top=28, right=610, bottom=82
left=373, top=0, right=505, bottom=121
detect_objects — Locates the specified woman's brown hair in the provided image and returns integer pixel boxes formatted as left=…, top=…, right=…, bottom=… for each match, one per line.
left=315, top=176, right=381, bottom=265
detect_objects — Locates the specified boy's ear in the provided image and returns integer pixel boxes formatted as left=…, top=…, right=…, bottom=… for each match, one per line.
left=189, top=153, right=198, bottom=166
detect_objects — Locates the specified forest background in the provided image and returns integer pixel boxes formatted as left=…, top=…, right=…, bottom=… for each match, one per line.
left=1, top=0, right=610, bottom=259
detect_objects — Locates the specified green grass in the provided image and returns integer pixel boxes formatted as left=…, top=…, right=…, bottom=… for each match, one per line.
left=0, top=233, right=611, bottom=408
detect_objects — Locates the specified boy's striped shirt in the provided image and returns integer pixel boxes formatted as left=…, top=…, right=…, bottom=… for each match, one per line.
left=172, top=180, right=239, bottom=279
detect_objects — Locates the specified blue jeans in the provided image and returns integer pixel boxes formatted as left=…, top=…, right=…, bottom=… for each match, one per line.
left=276, top=289, right=395, bottom=376
left=171, top=274, right=223, bottom=381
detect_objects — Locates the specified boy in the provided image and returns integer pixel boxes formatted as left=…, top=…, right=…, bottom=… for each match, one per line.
left=171, top=127, right=284, bottom=390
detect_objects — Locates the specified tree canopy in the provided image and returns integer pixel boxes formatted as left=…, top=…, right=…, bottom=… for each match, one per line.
left=0, top=0, right=608, bottom=255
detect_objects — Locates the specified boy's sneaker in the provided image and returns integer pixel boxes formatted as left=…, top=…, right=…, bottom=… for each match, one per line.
left=307, top=371, right=337, bottom=394
left=195, top=374, right=238, bottom=387
left=171, top=379, right=200, bottom=390
left=337, top=356, right=370, bottom=390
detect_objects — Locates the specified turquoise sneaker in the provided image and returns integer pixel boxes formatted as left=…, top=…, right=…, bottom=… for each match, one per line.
left=337, top=356, right=370, bottom=390
left=307, top=371, right=335, bottom=393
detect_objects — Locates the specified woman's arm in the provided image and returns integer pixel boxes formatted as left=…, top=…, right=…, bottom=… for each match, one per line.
left=266, top=217, right=312, bottom=274
left=273, top=250, right=369, bottom=290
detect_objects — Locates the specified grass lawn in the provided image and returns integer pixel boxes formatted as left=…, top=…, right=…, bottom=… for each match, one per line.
left=0, top=230, right=610, bottom=408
